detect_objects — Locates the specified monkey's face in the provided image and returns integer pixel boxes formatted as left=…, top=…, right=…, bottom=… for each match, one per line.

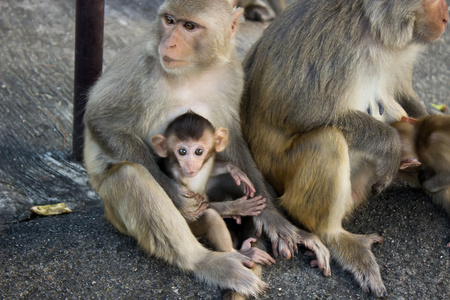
left=174, top=137, right=214, bottom=177
left=158, top=13, right=201, bottom=71
left=414, top=0, right=448, bottom=42
left=156, top=1, right=240, bottom=74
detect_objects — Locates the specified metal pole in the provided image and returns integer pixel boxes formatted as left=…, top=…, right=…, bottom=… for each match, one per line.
left=73, top=0, right=105, bottom=162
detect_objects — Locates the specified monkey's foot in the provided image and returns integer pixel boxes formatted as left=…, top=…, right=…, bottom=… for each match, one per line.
left=326, top=232, right=387, bottom=298
left=297, top=229, right=331, bottom=277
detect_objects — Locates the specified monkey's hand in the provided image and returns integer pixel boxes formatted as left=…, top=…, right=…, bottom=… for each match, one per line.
left=176, top=185, right=209, bottom=222
left=239, top=238, right=276, bottom=267
left=253, top=207, right=299, bottom=260
left=230, top=195, right=267, bottom=217
left=227, top=164, right=256, bottom=197
left=209, top=196, right=266, bottom=222
left=297, top=229, right=331, bottom=277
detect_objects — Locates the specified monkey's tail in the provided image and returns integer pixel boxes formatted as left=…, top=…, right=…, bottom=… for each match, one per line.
left=193, top=250, right=267, bottom=297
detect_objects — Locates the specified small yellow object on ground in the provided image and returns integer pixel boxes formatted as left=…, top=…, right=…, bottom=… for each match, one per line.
left=30, top=203, right=73, bottom=216
left=430, top=103, right=447, bottom=112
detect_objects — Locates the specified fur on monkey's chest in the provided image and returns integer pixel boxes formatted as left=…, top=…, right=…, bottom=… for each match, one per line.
left=145, top=70, right=239, bottom=141
left=345, top=45, right=423, bottom=124
left=348, top=74, right=406, bottom=124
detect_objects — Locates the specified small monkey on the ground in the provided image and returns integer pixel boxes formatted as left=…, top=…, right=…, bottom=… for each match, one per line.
left=151, top=112, right=274, bottom=266
left=392, top=115, right=450, bottom=217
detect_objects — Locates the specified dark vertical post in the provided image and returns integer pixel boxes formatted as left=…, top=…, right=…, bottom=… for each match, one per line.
left=73, top=0, right=105, bottom=162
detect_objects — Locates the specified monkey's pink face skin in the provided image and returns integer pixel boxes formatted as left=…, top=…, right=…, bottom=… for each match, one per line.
left=423, top=0, right=449, bottom=40
left=158, top=13, right=205, bottom=70
left=175, top=140, right=212, bottom=177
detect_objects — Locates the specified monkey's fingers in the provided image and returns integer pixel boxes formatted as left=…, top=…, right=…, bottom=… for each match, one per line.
left=240, top=237, right=257, bottom=249
left=240, top=177, right=256, bottom=197
left=278, top=234, right=296, bottom=259
left=371, top=179, right=391, bottom=195
left=236, top=176, right=256, bottom=197
left=196, top=201, right=209, bottom=214
left=240, top=239, right=276, bottom=266
left=247, top=200, right=267, bottom=215
left=242, top=259, right=255, bottom=269
left=251, top=250, right=276, bottom=266
left=253, top=218, right=264, bottom=238
left=298, top=230, right=331, bottom=277
left=233, top=215, right=242, bottom=224
left=399, top=158, right=421, bottom=170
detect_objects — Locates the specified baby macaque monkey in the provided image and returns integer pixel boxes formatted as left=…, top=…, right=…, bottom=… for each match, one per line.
left=391, top=117, right=423, bottom=172
left=392, top=115, right=450, bottom=216
left=151, top=112, right=274, bottom=266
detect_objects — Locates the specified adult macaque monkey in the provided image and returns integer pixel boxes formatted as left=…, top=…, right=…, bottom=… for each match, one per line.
left=392, top=115, right=450, bottom=216
left=241, top=0, right=448, bottom=297
left=234, top=0, right=286, bottom=21
left=151, top=112, right=274, bottom=266
left=83, top=0, right=329, bottom=297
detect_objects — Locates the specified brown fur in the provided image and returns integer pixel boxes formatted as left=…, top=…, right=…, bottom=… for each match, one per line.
left=394, top=115, right=450, bottom=216
left=241, top=0, right=448, bottom=297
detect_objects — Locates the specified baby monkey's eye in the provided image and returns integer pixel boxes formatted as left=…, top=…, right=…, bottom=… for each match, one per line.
left=178, top=149, right=187, bottom=156
left=195, top=149, right=203, bottom=156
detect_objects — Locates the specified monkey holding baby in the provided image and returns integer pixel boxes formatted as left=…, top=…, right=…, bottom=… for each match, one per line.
left=83, top=0, right=330, bottom=298
left=151, top=112, right=275, bottom=266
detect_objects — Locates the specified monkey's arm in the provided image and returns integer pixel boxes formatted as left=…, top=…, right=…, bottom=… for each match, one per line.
left=209, top=195, right=266, bottom=217
left=421, top=174, right=450, bottom=193
left=85, top=119, right=206, bottom=221
left=211, top=161, right=256, bottom=197
left=396, top=92, right=428, bottom=118
left=333, top=110, right=402, bottom=193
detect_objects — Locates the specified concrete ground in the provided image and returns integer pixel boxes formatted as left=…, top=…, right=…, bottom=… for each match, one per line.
left=0, top=0, right=449, bottom=299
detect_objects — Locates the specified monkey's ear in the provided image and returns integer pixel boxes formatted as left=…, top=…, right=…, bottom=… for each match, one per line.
left=215, top=128, right=229, bottom=152
left=151, top=135, right=168, bottom=157
left=230, top=7, right=244, bottom=38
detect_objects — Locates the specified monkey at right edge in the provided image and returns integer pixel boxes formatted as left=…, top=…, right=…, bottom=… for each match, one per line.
left=241, top=0, right=448, bottom=297
left=392, top=115, right=450, bottom=216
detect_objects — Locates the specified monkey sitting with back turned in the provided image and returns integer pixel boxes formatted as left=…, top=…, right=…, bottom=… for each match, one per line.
left=151, top=112, right=275, bottom=266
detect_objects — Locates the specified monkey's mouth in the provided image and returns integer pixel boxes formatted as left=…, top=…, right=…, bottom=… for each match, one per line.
left=183, top=171, right=198, bottom=178
left=162, top=56, right=186, bottom=68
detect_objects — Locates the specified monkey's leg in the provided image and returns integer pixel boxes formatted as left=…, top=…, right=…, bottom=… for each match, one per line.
left=98, top=162, right=266, bottom=297
left=222, top=217, right=265, bottom=300
left=275, top=128, right=387, bottom=298
left=422, top=175, right=450, bottom=193
left=432, top=188, right=450, bottom=216
left=190, top=208, right=234, bottom=252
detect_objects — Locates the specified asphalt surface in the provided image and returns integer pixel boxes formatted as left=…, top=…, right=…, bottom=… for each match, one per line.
left=0, top=1, right=449, bottom=299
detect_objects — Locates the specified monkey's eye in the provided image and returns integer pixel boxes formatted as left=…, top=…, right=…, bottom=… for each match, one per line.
left=165, top=15, right=175, bottom=25
left=178, top=149, right=187, bottom=156
left=195, top=149, right=203, bottom=156
left=184, top=22, right=195, bottom=30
